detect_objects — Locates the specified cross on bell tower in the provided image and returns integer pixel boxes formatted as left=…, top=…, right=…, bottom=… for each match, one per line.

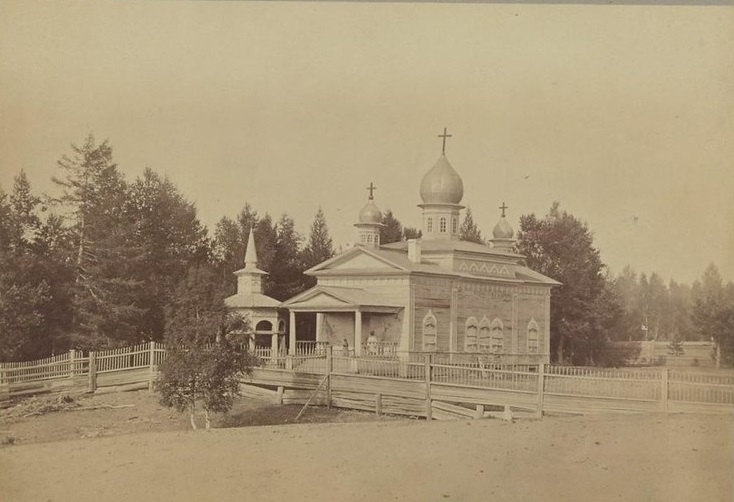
left=438, top=127, right=452, bottom=155
left=367, top=182, right=377, bottom=200
left=499, top=202, right=508, bottom=218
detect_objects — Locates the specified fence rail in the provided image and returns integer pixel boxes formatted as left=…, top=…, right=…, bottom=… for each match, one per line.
left=2, top=343, right=733, bottom=417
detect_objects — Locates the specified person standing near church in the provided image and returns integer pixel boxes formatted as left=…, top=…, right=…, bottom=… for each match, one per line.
left=366, top=331, right=378, bottom=355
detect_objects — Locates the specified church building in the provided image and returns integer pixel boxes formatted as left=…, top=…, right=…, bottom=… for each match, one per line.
left=229, top=130, right=559, bottom=363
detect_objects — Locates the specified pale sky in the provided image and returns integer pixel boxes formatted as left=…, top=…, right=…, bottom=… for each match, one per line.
left=1, top=1, right=732, bottom=284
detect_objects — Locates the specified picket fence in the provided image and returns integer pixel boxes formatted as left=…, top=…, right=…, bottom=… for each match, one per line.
left=1, top=343, right=732, bottom=418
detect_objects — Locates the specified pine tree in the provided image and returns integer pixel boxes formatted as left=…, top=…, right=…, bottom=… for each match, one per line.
left=51, top=134, right=144, bottom=349
left=266, top=214, right=305, bottom=301
left=380, top=209, right=403, bottom=244
left=459, top=206, right=483, bottom=244
left=303, top=207, right=334, bottom=268
left=127, top=168, right=208, bottom=340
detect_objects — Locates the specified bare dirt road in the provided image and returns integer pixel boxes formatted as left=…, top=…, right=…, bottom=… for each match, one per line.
left=1, top=407, right=731, bottom=502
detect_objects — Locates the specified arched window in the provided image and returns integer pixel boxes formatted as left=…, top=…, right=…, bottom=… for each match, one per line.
left=527, top=318, right=540, bottom=353
left=440, top=217, right=447, bottom=233
left=490, top=318, right=504, bottom=353
left=422, top=310, right=437, bottom=352
left=464, top=317, right=478, bottom=352
left=255, top=320, right=273, bottom=332
left=478, top=316, right=491, bottom=351
left=427, top=217, right=433, bottom=233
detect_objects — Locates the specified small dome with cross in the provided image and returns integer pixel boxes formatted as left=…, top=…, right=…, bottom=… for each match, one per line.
left=358, top=199, right=383, bottom=224
left=492, top=202, right=514, bottom=239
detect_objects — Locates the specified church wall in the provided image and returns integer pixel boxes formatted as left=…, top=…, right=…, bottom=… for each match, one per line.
left=455, top=283, right=515, bottom=352
left=515, top=288, right=551, bottom=354
left=411, top=276, right=454, bottom=352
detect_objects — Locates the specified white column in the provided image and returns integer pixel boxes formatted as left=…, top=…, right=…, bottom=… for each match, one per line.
left=271, top=333, right=278, bottom=356
left=316, top=313, right=324, bottom=342
left=289, top=310, right=297, bottom=355
left=354, top=310, right=363, bottom=356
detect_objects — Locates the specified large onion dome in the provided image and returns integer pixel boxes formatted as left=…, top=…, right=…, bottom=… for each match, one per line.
left=419, top=155, right=464, bottom=205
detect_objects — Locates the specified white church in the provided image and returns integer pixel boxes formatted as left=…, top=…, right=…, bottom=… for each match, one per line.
left=226, top=130, right=559, bottom=363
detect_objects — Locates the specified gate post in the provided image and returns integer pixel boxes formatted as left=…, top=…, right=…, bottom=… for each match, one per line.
left=148, top=341, right=156, bottom=392
left=69, top=349, right=76, bottom=378
left=425, top=354, right=432, bottom=420
left=536, top=363, right=545, bottom=418
left=88, top=351, right=97, bottom=393
left=661, top=367, right=669, bottom=412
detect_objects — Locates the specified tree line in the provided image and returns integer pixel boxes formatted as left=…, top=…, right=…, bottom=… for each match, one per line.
left=1, top=134, right=732, bottom=366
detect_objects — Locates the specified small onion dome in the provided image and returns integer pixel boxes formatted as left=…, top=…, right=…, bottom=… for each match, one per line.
left=358, top=199, right=383, bottom=224
left=492, top=217, right=514, bottom=239
left=419, top=155, right=464, bottom=205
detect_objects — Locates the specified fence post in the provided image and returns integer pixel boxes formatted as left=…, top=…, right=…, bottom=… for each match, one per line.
left=88, top=351, right=97, bottom=393
left=69, top=349, right=76, bottom=378
left=148, top=341, right=156, bottom=392
left=536, top=363, right=545, bottom=418
left=661, top=367, right=669, bottom=412
left=425, top=354, right=432, bottom=420
left=0, top=368, right=9, bottom=402
left=326, top=345, right=333, bottom=409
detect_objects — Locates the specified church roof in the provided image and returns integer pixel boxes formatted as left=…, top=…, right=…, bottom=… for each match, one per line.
left=382, top=239, right=522, bottom=258
left=281, top=285, right=403, bottom=312
left=419, top=155, right=464, bottom=205
left=306, top=243, right=560, bottom=286
left=225, top=292, right=281, bottom=309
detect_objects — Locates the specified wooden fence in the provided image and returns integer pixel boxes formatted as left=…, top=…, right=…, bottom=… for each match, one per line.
left=0, top=342, right=166, bottom=401
left=2, top=344, right=732, bottom=420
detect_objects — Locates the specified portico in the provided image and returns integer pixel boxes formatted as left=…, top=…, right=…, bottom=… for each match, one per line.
left=282, top=286, right=403, bottom=356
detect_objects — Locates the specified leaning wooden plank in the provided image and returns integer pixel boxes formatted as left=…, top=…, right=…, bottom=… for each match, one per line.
left=431, top=400, right=476, bottom=418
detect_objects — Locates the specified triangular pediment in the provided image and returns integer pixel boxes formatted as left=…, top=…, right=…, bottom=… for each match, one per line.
left=295, top=291, right=353, bottom=308
left=306, top=247, right=406, bottom=274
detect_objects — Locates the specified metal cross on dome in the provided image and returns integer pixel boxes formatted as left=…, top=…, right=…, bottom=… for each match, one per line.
left=367, top=182, right=377, bottom=200
left=438, top=127, right=452, bottom=155
left=499, top=202, right=509, bottom=218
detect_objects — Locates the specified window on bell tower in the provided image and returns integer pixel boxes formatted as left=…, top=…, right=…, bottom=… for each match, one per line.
left=427, top=217, right=433, bottom=233
left=440, top=217, right=447, bottom=233
left=452, top=217, right=458, bottom=234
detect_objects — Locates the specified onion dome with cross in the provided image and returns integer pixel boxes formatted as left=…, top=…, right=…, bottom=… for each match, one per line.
left=492, top=202, right=514, bottom=239
left=419, top=128, right=464, bottom=205
left=358, top=182, right=383, bottom=224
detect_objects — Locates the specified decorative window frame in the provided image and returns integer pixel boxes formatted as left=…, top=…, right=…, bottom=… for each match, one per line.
left=490, top=318, right=504, bottom=353
left=440, top=217, right=447, bottom=233
left=464, top=316, right=478, bottom=352
left=478, top=316, right=491, bottom=351
left=422, top=310, right=437, bottom=352
left=527, top=318, right=540, bottom=353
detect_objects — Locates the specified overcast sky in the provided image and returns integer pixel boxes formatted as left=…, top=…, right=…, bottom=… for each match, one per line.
left=1, top=1, right=732, bottom=284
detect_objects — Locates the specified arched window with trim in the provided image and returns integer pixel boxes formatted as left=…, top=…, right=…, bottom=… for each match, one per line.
left=527, top=319, right=540, bottom=353
left=478, top=316, right=491, bottom=351
left=440, top=217, right=447, bottom=233
left=422, top=310, right=437, bottom=352
left=490, top=318, right=504, bottom=353
left=464, top=317, right=478, bottom=352
left=255, top=320, right=273, bottom=332
left=427, top=217, right=433, bottom=233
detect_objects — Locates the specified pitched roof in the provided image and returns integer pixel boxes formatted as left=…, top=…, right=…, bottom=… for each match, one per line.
left=281, top=285, right=403, bottom=311
left=224, top=292, right=281, bottom=309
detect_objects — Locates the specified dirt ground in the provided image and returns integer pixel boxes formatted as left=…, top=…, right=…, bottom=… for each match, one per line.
left=0, top=391, right=732, bottom=502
